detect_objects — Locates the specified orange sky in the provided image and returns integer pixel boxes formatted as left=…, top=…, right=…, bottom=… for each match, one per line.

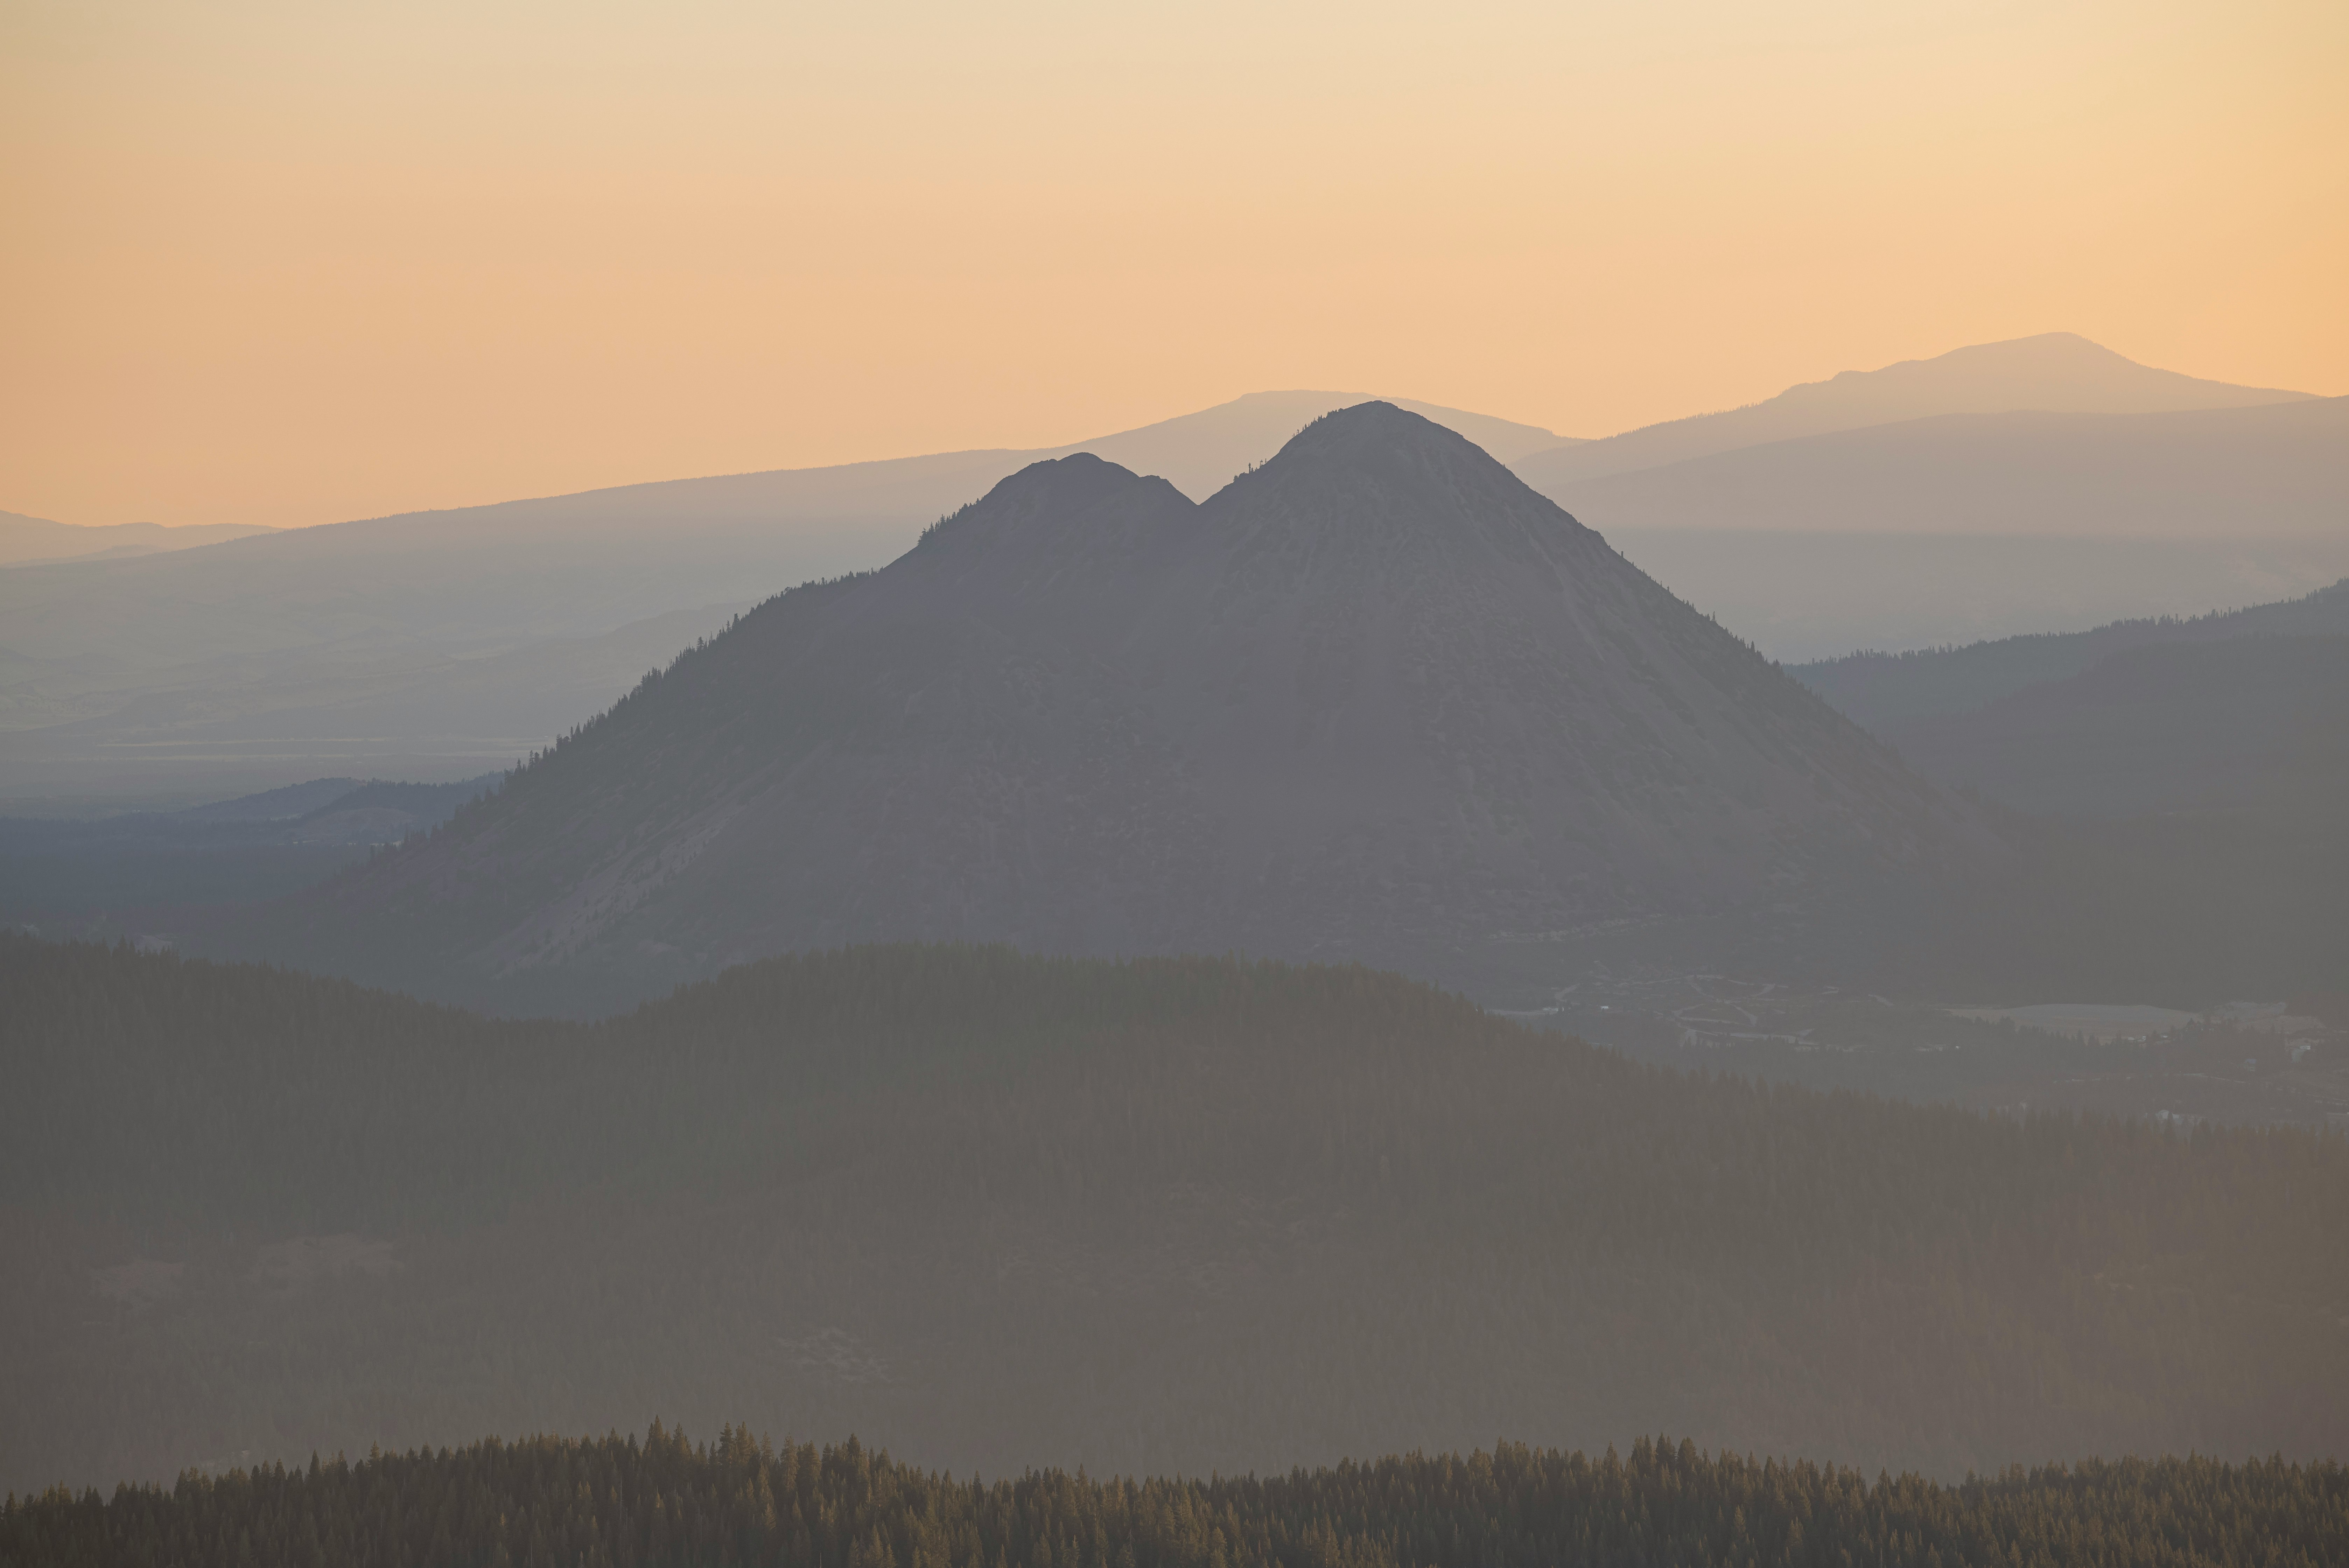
left=3, top=0, right=2344, bottom=530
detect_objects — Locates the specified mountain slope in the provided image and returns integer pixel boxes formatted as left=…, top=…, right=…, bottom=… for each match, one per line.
left=1511, top=332, right=2313, bottom=492
left=1539, top=397, right=2349, bottom=539
left=257, top=404, right=1975, bottom=1009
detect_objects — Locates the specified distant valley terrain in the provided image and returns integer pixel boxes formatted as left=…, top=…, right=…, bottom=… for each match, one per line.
left=0, top=774, right=497, bottom=929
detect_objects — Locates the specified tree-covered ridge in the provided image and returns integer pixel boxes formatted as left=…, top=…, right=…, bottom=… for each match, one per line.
left=6, top=938, right=2349, bottom=1488
left=9, top=1426, right=2346, bottom=1568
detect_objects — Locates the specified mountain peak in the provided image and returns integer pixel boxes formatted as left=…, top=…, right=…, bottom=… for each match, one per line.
left=276, top=408, right=1976, bottom=1012
left=1235, top=400, right=1528, bottom=496
left=1277, top=399, right=1463, bottom=453
left=913, top=452, right=1193, bottom=567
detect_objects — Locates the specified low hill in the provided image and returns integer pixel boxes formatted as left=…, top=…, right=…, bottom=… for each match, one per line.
left=9, top=1428, right=2344, bottom=1568
left=1793, top=577, right=2349, bottom=726
left=1510, top=332, right=2313, bottom=490
left=4, top=939, right=2346, bottom=1493
left=244, top=404, right=1974, bottom=1012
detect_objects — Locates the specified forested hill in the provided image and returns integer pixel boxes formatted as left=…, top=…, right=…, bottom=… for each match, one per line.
left=6, top=938, right=2349, bottom=1493
left=9, top=1427, right=2346, bottom=1568
left=1791, top=576, right=2349, bottom=726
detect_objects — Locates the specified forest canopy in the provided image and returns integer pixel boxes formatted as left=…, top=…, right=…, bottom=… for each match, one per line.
left=8, top=1425, right=2347, bottom=1568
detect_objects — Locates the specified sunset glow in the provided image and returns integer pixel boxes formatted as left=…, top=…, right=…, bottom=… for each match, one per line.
left=5, top=0, right=2344, bottom=528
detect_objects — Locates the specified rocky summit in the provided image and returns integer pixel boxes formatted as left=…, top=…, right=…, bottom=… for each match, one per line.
left=266, top=403, right=1980, bottom=1010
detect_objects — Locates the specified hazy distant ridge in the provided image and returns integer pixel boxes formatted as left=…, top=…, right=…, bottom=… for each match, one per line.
left=0, top=510, right=278, bottom=568
left=1794, top=577, right=2349, bottom=724
left=1511, top=331, right=2313, bottom=489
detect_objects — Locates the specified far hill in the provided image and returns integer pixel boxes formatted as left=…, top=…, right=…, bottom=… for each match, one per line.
left=1539, top=397, right=2349, bottom=540
left=1794, top=577, right=2349, bottom=725
left=0, top=511, right=277, bottom=568
left=245, top=405, right=1976, bottom=1011
left=7, top=939, right=2346, bottom=1491
left=1510, top=331, right=2313, bottom=491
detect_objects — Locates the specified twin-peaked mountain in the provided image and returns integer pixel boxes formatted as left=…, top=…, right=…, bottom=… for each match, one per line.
left=278, top=405, right=1978, bottom=1009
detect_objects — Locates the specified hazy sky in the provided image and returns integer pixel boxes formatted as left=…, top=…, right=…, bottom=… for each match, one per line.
left=5, top=0, right=2344, bottom=529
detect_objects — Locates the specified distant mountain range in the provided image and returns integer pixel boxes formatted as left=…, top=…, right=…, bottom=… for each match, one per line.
left=0, top=510, right=277, bottom=568
left=1535, top=397, right=2347, bottom=538
left=242, top=405, right=1979, bottom=1011
left=1509, top=331, right=2313, bottom=489
left=5, top=332, right=2335, bottom=802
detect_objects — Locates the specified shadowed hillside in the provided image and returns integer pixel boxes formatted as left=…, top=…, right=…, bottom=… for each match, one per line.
left=6, top=939, right=2346, bottom=1493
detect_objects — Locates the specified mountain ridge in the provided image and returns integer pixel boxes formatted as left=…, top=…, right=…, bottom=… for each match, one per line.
left=1511, top=332, right=2315, bottom=492
left=1794, top=575, right=2349, bottom=725
left=1533, top=397, right=2349, bottom=540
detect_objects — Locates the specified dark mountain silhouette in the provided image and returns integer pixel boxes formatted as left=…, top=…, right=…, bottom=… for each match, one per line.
left=252, top=405, right=1980, bottom=1009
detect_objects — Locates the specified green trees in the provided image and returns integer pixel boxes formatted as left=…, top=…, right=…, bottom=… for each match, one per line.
left=8, top=1427, right=2346, bottom=1568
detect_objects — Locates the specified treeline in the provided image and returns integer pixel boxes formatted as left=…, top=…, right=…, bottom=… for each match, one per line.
left=9, top=1425, right=2347, bottom=1568
left=7, top=938, right=2349, bottom=1490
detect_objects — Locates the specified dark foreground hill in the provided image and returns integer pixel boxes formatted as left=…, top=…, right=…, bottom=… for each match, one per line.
left=6, top=939, right=2346, bottom=1494
left=239, top=403, right=1979, bottom=1012
left=10, top=1429, right=2347, bottom=1568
